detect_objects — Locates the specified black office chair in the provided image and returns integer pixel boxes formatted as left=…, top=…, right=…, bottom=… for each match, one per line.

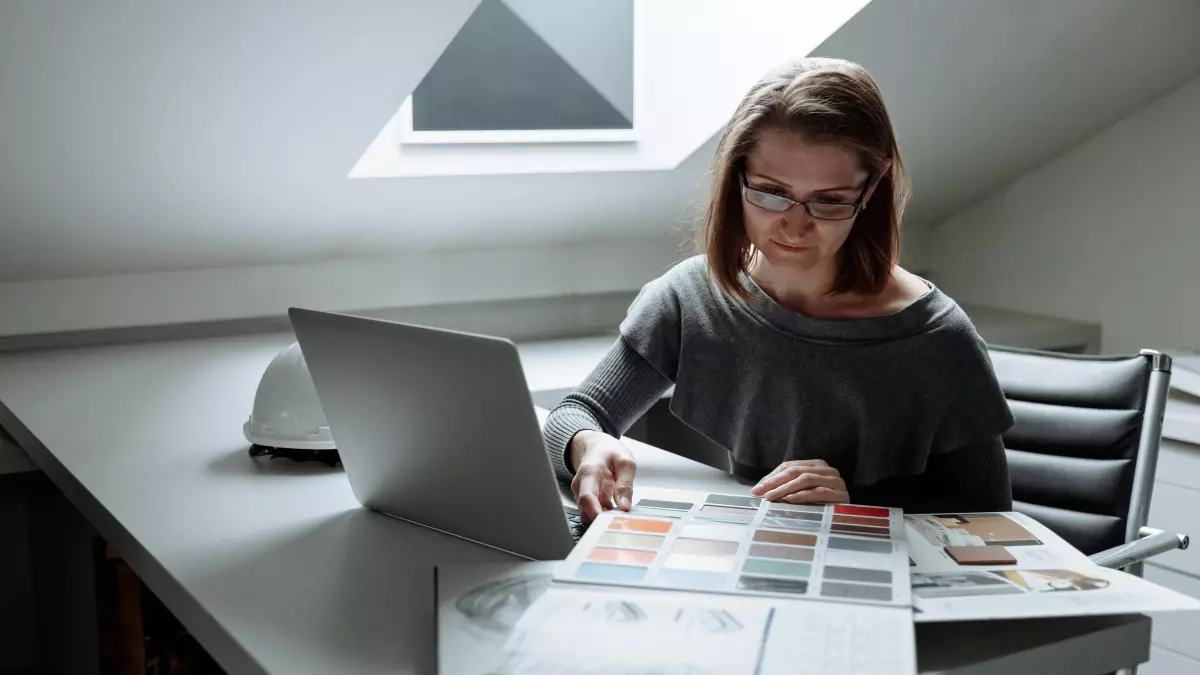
left=988, top=345, right=1189, bottom=578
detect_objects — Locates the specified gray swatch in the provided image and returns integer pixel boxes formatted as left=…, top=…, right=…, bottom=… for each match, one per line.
left=696, top=512, right=754, bottom=525
left=771, top=503, right=825, bottom=513
left=705, top=494, right=763, bottom=508
left=821, top=581, right=892, bottom=601
left=823, top=566, right=892, bottom=584
left=828, top=537, right=893, bottom=554
left=766, top=509, right=824, bottom=522
left=738, top=575, right=809, bottom=595
left=742, top=558, right=811, bottom=579
left=629, top=507, right=683, bottom=519
left=761, top=517, right=821, bottom=532
left=636, top=499, right=695, bottom=511
left=749, top=544, right=815, bottom=562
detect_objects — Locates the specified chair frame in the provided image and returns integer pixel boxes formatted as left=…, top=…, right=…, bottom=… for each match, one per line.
left=1075, top=349, right=1190, bottom=573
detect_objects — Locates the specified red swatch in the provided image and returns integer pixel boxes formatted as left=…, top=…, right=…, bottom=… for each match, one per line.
left=834, top=504, right=890, bottom=518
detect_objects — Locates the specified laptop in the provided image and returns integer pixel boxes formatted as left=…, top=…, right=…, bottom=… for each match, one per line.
left=289, top=307, right=585, bottom=561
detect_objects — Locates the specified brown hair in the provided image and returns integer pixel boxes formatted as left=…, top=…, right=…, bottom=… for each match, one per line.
left=701, top=58, right=910, bottom=299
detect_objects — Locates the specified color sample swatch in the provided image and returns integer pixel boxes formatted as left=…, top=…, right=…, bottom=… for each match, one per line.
left=557, top=489, right=910, bottom=607
left=944, top=545, right=1018, bottom=565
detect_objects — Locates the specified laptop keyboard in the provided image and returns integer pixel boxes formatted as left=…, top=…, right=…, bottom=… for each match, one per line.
left=564, top=504, right=590, bottom=541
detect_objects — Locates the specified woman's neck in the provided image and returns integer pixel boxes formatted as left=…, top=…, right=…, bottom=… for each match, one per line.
left=749, top=254, right=843, bottom=316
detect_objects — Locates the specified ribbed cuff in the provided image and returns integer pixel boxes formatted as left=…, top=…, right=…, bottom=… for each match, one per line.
left=543, top=403, right=603, bottom=482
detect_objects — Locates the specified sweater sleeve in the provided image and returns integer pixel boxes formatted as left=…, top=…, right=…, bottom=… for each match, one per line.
left=542, top=337, right=675, bottom=482
left=913, top=436, right=1012, bottom=513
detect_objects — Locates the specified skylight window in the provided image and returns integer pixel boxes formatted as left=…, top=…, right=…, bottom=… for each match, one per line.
left=399, top=0, right=637, bottom=144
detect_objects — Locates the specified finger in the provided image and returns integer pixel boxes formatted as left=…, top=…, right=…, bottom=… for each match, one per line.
left=754, top=465, right=841, bottom=496
left=611, top=454, right=637, bottom=511
left=578, top=493, right=604, bottom=523
left=596, top=474, right=616, bottom=511
left=750, top=466, right=786, bottom=496
left=751, top=467, right=793, bottom=496
left=751, top=461, right=839, bottom=495
left=781, top=486, right=851, bottom=505
left=574, top=469, right=604, bottom=522
left=764, top=472, right=845, bottom=501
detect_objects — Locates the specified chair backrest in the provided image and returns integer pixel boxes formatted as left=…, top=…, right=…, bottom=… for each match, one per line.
left=987, top=345, right=1172, bottom=555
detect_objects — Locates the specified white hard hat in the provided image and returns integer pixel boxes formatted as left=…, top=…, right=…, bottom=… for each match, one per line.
left=243, top=342, right=336, bottom=453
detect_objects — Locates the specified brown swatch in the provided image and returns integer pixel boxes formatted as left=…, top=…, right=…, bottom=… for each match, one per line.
left=833, top=514, right=890, bottom=528
left=830, top=523, right=891, bottom=537
left=945, top=545, right=1017, bottom=565
left=753, top=530, right=817, bottom=547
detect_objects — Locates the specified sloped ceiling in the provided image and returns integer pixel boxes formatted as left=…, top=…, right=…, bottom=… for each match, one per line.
left=2, top=0, right=1199, bottom=283
left=809, top=0, right=1200, bottom=225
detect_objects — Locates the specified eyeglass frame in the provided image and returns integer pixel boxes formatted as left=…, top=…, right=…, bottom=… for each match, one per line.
left=738, top=167, right=884, bottom=221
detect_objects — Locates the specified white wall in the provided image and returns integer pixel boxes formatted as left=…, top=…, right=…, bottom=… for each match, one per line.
left=900, top=221, right=934, bottom=275
left=932, top=74, right=1200, bottom=354
left=0, top=236, right=689, bottom=338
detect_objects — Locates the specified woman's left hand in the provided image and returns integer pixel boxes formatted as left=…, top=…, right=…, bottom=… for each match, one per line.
left=750, top=459, right=850, bottom=504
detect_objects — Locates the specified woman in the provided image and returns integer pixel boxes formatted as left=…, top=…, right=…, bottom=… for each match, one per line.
left=544, top=58, right=1014, bottom=522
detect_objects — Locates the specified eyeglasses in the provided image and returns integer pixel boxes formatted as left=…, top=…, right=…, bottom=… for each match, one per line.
left=739, top=171, right=869, bottom=221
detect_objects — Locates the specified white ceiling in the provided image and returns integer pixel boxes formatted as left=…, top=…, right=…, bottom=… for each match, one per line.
left=810, top=0, right=1200, bottom=225
left=1, top=0, right=1199, bottom=283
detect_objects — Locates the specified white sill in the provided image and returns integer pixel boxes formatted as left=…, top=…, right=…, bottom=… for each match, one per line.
left=399, top=128, right=638, bottom=145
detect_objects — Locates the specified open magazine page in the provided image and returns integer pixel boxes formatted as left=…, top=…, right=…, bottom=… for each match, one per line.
left=913, top=566, right=1200, bottom=623
left=903, top=512, right=1200, bottom=623
left=905, top=511, right=1092, bottom=573
left=436, top=561, right=561, bottom=675
left=501, top=585, right=771, bottom=675
left=501, top=585, right=916, bottom=675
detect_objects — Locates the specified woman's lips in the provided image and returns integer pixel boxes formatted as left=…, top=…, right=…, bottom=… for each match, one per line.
left=773, top=240, right=813, bottom=253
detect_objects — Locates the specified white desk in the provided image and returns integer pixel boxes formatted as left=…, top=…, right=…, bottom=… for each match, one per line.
left=0, top=332, right=1150, bottom=674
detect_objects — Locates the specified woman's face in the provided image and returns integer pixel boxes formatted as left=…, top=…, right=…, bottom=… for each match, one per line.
left=741, top=128, right=871, bottom=277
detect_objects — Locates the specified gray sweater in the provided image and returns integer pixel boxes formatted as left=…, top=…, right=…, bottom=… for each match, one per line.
left=543, top=255, right=1016, bottom=513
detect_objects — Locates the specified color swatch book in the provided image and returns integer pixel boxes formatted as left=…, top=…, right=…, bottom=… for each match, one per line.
left=904, top=511, right=1200, bottom=623
left=556, top=487, right=911, bottom=607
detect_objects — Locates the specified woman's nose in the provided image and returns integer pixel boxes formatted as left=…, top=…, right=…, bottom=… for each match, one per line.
left=778, top=210, right=815, bottom=236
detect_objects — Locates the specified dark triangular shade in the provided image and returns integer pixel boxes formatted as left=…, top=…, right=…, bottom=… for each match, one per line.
left=412, top=0, right=632, bottom=131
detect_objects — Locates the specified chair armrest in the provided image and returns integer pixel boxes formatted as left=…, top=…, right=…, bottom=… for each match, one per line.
left=1089, top=527, right=1190, bottom=569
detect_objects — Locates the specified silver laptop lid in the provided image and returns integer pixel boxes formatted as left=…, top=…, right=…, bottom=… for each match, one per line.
left=289, top=307, right=575, bottom=561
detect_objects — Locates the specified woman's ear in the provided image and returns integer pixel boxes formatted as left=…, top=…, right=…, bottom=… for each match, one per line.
left=861, top=159, right=893, bottom=206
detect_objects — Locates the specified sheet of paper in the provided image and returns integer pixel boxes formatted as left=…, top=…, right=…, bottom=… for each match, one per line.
left=498, top=585, right=916, bottom=675
left=500, top=585, right=772, bottom=675
left=905, top=511, right=1092, bottom=573
left=759, top=603, right=916, bottom=675
left=913, top=565, right=1200, bottom=623
left=436, top=561, right=560, bottom=675
left=560, top=488, right=910, bottom=607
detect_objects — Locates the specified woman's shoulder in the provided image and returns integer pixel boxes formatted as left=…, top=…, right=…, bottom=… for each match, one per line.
left=660, top=254, right=711, bottom=289
left=919, top=292, right=1002, bottom=376
left=630, top=255, right=716, bottom=306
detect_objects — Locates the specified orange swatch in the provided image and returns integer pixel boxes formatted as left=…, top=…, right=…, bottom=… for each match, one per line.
left=609, top=516, right=674, bottom=534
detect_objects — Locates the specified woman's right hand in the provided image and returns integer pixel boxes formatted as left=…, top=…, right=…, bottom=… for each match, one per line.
left=569, top=430, right=638, bottom=523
